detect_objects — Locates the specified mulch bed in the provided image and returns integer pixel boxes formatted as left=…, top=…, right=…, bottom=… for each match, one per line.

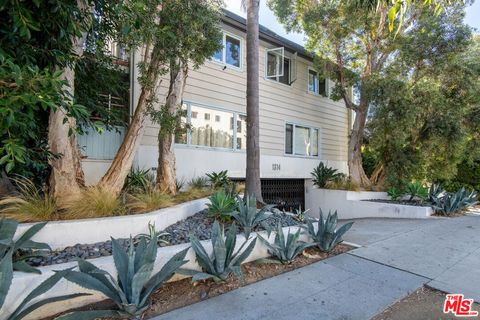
left=362, top=199, right=432, bottom=207
left=41, top=244, right=352, bottom=320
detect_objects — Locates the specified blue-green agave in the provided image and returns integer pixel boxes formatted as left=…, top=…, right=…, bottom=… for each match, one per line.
left=227, top=194, right=274, bottom=238
left=182, top=221, right=256, bottom=283
left=57, top=236, right=189, bottom=319
left=303, top=210, right=353, bottom=252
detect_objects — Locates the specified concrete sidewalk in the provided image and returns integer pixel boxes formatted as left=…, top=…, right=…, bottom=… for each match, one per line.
left=153, top=215, right=480, bottom=320
left=153, top=254, right=427, bottom=320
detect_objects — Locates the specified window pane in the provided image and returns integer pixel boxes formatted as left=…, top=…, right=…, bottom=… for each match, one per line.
left=279, top=59, right=290, bottom=85
left=212, top=49, right=223, bottom=62
left=309, top=69, right=318, bottom=93
left=237, top=114, right=247, bottom=150
left=294, top=125, right=310, bottom=156
left=174, top=104, right=188, bottom=144
left=319, top=78, right=327, bottom=96
left=285, top=124, right=293, bottom=154
left=190, top=105, right=233, bottom=148
left=311, top=129, right=319, bottom=156
left=226, top=36, right=240, bottom=67
left=266, top=52, right=278, bottom=77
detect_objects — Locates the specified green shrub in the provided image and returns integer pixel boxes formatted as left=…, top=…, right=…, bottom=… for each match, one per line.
left=124, top=167, right=155, bottom=194
left=325, top=175, right=360, bottom=191
left=61, top=236, right=189, bottom=319
left=257, top=223, right=315, bottom=264
left=206, top=191, right=237, bottom=221
left=182, top=221, right=256, bottom=283
left=227, top=194, right=273, bottom=238
left=303, top=210, right=353, bottom=252
left=206, top=170, right=229, bottom=189
left=387, top=187, right=404, bottom=201
left=311, top=162, right=343, bottom=188
left=405, top=181, right=428, bottom=201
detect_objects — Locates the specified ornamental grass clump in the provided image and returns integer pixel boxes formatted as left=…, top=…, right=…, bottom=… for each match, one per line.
left=0, top=177, right=56, bottom=222
left=127, top=187, right=174, bottom=213
left=63, top=186, right=123, bottom=219
left=59, top=236, right=189, bottom=319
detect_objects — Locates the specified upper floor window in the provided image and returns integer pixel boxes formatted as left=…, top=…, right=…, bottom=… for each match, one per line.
left=285, top=123, right=319, bottom=157
left=212, top=32, right=242, bottom=69
left=308, top=69, right=327, bottom=96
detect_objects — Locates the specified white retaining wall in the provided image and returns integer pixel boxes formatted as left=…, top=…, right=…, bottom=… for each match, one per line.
left=14, top=198, right=209, bottom=250
left=3, top=226, right=305, bottom=320
left=304, top=180, right=433, bottom=219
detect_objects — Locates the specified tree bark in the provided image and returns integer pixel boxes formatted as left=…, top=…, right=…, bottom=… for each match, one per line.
left=245, top=0, right=263, bottom=202
left=156, top=61, right=188, bottom=195
left=98, top=45, right=163, bottom=195
left=348, top=108, right=371, bottom=187
left=48, top=2, right=88, bottom=202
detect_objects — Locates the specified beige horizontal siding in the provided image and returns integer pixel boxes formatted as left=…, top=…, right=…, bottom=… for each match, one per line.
left=137, top=24, right=348, bottom=162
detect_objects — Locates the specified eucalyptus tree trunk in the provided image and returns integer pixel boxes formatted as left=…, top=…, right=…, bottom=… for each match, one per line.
left=348, top=108, right=371, bottom=187
left=156, top=60, right=188, bottom=194
left=48, top=0, right=89, bottom=201
left=245, top=0, right=263, bottom=202
left=99, top=45, right=163, bottom=195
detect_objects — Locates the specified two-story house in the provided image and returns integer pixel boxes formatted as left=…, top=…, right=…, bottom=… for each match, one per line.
left=79, top=10, right=350, bottom=205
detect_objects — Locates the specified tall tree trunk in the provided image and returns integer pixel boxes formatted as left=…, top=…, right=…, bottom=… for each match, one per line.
left=98, top=45, right=163, bottom=195
left=156, top=60, right=188, bottom=195
left=48, top=2, right=88, bottom=202
left=245, top=0, right=263, bottom=202
left=348, top=109, right=371, bottom=187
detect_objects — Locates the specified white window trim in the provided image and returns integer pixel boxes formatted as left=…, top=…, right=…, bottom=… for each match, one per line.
left=284, top=121, right=321, bottom=159
left=176, top=100, right=246, bottom=152
left=264, top=50, right=292, bottom=87
left=210, top=31, right=244, bottom=72
left=307, top=67, right=329, bottom=97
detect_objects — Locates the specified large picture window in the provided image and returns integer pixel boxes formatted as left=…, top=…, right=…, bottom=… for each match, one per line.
left=175, top=102, right=246, bottom=151
left=285, top=123, right=319, bottom=157
left=212, top=32, right=242, bottom=69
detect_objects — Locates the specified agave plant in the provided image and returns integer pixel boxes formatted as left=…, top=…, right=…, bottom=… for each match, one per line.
left=257, top=223, right=315, bottom=264
left=206, top=190, right=238, bottom=221
left=206, top=170, right=229, bottom=189
left=6, top=268, right=91, bottom=320
left=290, top=205, right=309, bottom=223
left=59, top=236, right=189, bottom=319
left=405, top=181, right=428, bottom=201
left=227, top=194, right=273, bottom=239
left=183, top=221, right=256, bottom=283
left=387, top=187, right=404, bottom=201
left=311, top=162, right=342, bottom=188
left=303, top=210, right=353, bottom=252
left=124, top=167, right=155, bottom=194
left=432, top=187, right=478, bottom=216
left=428, top=183, right=445, bottom=204
left=134, top=222, right=169, bottom=246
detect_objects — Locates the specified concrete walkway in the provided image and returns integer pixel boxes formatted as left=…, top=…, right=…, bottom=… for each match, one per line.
left=153, top=215, right=480, bottom=320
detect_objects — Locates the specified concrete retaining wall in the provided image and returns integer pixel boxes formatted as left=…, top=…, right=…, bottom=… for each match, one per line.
left=304, top=180, right=433, bottom=219
left=14, top=198, right=209, bottom=250
left=3, top=226, right=305, bottom=320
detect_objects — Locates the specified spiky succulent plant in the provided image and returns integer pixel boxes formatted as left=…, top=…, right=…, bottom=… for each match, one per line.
left=227, top=194, right=273, bottom=238
left=432, top=187, right=478, bottom=216
left=206, top=170, right=229, bottom=189
left=182, top=221, right=256, bottom=283
left=303, top=210, right=353, bottom=252
left=58, top=236, right=189, bottom=319
left=257, top=223, right=315, bottom=265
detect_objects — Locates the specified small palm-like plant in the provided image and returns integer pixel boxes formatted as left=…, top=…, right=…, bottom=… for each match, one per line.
left=183, top=221, right=256, bottom=283
left=124, top=167, right=155, bottom=194
left=60, top=236, right=189, bottom=319
left=311, top=162, right=342, bottom=188
left=405, top=181, right=428, bottom=201
left=387, top=187, right=404, bottom=201
left=206, top=170, right=229, bottom=189
left=257, top=223, right=315, bottom=264
left=206, top=190, right=238, bottom=221
left=227, top=194, right=273, bottom=238
left=303, top=210, right=353, bottom=252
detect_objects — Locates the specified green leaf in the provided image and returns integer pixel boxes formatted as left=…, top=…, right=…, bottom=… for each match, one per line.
left=54, top=309, right=124, bottom=320
left=14, top=222, right=49, bottom=250
left=0, top=247, right=14, bottom=309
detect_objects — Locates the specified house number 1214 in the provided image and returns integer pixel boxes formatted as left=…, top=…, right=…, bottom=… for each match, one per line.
left=272, top=164, right=281, bottom=171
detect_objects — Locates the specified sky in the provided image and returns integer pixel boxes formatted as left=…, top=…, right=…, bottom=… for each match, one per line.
left=225, top=0, right=480, bottom=47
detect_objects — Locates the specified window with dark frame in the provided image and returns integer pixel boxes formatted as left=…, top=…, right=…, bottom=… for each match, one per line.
left=285, top=123, right=319, bottom=157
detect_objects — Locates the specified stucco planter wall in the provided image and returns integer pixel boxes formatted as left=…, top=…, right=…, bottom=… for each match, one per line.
left=3, top=225, right=305, bottom=320
left=304, top=180, right=433, bottom=219
left=14, top=198, right=209, bottom=250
